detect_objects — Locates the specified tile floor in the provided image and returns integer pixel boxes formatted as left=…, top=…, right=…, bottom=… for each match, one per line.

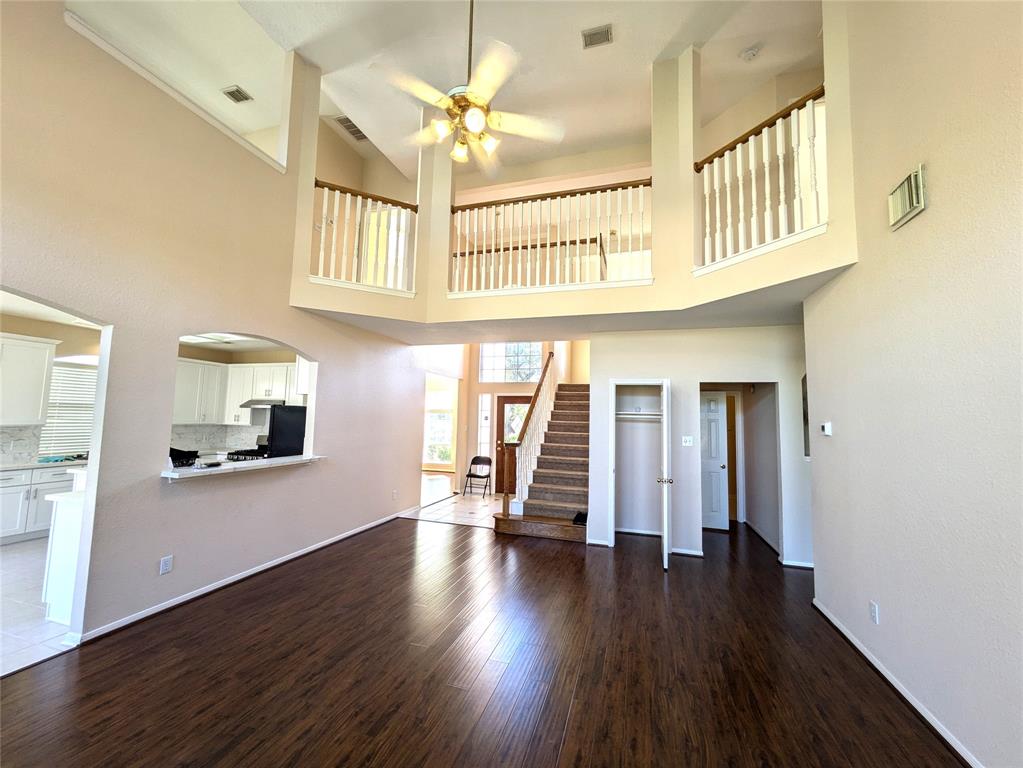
left=404, top=486, right=500, bottom=529
left=1, top=538, right=72, bottom=675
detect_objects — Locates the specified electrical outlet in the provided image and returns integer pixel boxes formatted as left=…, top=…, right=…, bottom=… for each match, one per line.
left=159, top=555, right=174, bottom=575
left=869, top=600, right=880, bottom=625
left=392, top=489, right=398, bottom=501
left=681, top=436, right=694, bottom=447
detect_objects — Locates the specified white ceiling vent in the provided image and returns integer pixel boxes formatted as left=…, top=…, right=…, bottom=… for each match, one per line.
left=221, top=85, right=253, bottom=104
left=582, top=24, right=613, bottom=50
left=334, top=114, right=367, bottom=141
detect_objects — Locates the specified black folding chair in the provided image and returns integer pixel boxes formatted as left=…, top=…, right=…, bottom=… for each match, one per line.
left=462, top=456, right=492, bottom=497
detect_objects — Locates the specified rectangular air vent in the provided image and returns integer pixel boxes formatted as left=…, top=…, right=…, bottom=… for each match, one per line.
left=582, top=24, right=613, bottom=49
left=334, top=114, right=367, bottom=141
left=221, top=85, right=253, bottom=104
left=888, top=164, right=926, bottom=230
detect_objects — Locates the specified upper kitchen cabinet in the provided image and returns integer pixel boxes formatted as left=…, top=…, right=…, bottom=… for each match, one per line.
left=0, top=333, right=58, bottom=425
left=224, top=365, right=255, bottom=426
left=252, top=365, right=289, bottom=400
left=172, top=359, right=226, bottom=425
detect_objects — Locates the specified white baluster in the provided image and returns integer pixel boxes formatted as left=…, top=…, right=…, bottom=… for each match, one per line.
left=403, top=209, right=413, bottom=291
left=585, top=192, right=592, bottom=283
left=748, top=140, right=759, bottom=248
left=595, top=188, right=603, bottom=279
left=703, top=167, right=712, bottom=265
left=790, top=109, right=803, bottom=234
left=713, top=157, right=723, bottom=261
left=627, top=186, right=634, bottom=278
left=547, top=198, right=553, bottom=286
left=472, top=207, right=479, bottom=291
left=317, top=187, right=329, bottom=277
left=352, top=195, right=363, bottom=281
left=736, top=144, right=746, bottom=254
left=762, top=132, right=773, bottom=242
left=575, top=194, right=582, bottom=284
left=617, top=187, right=624, bottom=265
left=340, top=193, right=352, bottom=281
left=638, top=184, right=646, bottom=270
left=326, top=190, right=339, bottom=279
left=555, top=196, right=562, bottom=284
left=724, top=152, right=734, bottom=258
left=776, top=120, right=789, bottom=237
left=384, top=207, right=395, bottom=289
left=526, top=200, right=533, bottom=286
left=499, top=203, right=506, bottom=289
left=806, top=100, right=820, bottom=226
left=516, top=202, right=523, bottom=287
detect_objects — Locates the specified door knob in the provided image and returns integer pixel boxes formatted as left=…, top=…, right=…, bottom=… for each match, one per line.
left=720, top=464, right=726, bottom=469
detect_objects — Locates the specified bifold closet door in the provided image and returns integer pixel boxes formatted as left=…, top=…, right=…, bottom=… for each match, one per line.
left=660, top=382, right=671, bottom=570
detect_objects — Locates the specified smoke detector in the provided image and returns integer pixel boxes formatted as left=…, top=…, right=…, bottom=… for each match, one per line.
left=739, top=46, right=761, bottom=63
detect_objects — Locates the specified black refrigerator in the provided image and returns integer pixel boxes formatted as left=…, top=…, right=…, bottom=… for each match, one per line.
left=267, top=405, right=307, bottom=458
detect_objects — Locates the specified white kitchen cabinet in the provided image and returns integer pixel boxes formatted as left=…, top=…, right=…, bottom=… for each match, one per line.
left=26, top=478, right=73, bottom=533
left=223, top=365, right=254, bottom=426
left=252, top=365, right=290, bottom=400
left=172, top=359, right=226, bottom=425
left=0, top=334, right=58, bottom=426
left=0, top=485, right=32, bottom=537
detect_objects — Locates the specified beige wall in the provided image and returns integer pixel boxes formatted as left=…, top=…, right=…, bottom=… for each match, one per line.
left=570, top=340, right=590, bottom=384
left=363, top=153, right=416, bottom=203
left=803, top=3, right=1022, bottom=765
left=699, top=66, right=825, bottom=157
left=0, top=313, right=101, bottom=357
left=177, top=345, right=298, bottom=365
left=587, top=326, right=810, bottom=562
left=315, top=120, right=364, bottom=189
left=2, top=3, right=423, bottom=635
left=243, top=125, right=280, bottom=161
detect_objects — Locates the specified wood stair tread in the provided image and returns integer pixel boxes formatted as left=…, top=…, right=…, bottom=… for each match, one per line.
left=528, top=483, right=588, bottom=494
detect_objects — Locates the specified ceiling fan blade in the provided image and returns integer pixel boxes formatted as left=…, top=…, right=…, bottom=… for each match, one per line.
left=468, top=41, right=518, bottom=104
left=405, top=119, right=455, bottom=147
left=384, top=69, right=453, bottom=111
left=467, top=137, right=501, bottom=179
left=487, top=111, right=565, bottom=143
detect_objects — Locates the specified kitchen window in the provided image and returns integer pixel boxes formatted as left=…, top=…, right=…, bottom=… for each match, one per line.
left=422, top=373, right=458, bottom=471
left=479, top=342, right=543, bottom=383
left=39, top=363, right=98, bottom=457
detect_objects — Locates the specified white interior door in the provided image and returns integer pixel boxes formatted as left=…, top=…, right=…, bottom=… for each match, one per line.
left=700, top=392, right=730, bottom=530
left=660, top=381, right=671, bottom=570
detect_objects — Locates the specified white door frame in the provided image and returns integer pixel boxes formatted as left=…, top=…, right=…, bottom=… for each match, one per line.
left=607, top=378, right=670, bottom=554
left=725, top=390, right=747, bottom=524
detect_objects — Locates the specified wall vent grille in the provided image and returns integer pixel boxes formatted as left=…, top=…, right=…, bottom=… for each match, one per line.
left=334, top=115, right=367, bottom=141
left=221, top=85, right=253, bottom=104
left=582, top=24, right=613, bottom=49
left=888, top=165, right=926, bottom=230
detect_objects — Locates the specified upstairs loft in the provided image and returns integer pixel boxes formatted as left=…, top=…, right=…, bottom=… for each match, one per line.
left=292, top=71, right=855, bottom=342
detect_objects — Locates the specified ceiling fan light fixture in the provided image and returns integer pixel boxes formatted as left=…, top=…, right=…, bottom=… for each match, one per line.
left=450, top=138, right=470, bottom=163
left=479, top=132, right=500, bottom=156
left=431, top=119, right=454, bottom=140
left=463, top=105, right=487, bottom=135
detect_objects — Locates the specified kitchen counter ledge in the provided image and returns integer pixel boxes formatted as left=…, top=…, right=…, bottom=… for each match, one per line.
left=161, top=454, right=323, bottom=482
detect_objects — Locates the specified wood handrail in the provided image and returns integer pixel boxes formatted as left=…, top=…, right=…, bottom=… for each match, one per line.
left=315, top=178, right=418, bottom=213
left=516, top=351, right=555, bottom=443
left=694, top=84, right=825, bottom=173
left=452, top=178, right=652, bottom=213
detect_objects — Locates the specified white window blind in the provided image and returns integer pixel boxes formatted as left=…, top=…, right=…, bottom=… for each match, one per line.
left=38, top=364, right=98, bottom=457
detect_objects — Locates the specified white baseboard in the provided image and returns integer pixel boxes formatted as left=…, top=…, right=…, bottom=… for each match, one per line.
left=60, top=631, right=82, bottom=647
left=780, top=558, right=814, bottom=569
left=587, top=538, right=610, bottom=547
left=616, top=527, right=659, bottom=536
left=671, top=547, right=704, bottom=557
left=509, top=499, right=523, bottom=516
left=812, top=598, right=982, bottom=768
left=81, top=507, right=414, bottom=642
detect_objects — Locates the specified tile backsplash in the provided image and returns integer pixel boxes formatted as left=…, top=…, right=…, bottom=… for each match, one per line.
left=170, top=424, right=267, bottom=452
left=0, top=425, right=42, bottom=465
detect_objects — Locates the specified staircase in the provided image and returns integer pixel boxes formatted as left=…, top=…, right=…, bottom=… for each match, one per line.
left=494, top=384, right=589, bottom=543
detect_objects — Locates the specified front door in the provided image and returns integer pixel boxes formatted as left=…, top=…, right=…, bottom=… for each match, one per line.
left=700, top=392, right=730, bottom=530
left=494, top=395, right=531, bottom=494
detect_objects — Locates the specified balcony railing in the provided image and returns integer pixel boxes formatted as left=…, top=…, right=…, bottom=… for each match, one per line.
left=310, top=179, right=417, bottom=294
left=449, top=179, right=652, bottom=295
left=695, top=85, right=828, bottom=270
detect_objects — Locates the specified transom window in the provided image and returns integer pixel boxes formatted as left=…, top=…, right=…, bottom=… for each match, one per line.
left=479, top=342, right=543, bottom=383
left=422, top=373, right=458, bottom=471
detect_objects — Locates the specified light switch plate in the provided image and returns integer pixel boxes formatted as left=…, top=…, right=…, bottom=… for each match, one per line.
left=821, top=421, right=833, bottom=436
left=681, top=436, right=694, bottom=447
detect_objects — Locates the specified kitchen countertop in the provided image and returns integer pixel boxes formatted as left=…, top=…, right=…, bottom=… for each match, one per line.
left=161, top=454, right=323, bottom=482
left=0, top=459, right=88, bottom=472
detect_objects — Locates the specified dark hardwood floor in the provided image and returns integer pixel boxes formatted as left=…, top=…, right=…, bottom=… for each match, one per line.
left=1, top=520, right=961, bottom=767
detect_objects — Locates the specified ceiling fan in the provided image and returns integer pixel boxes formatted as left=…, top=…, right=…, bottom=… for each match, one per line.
left=386, top=0, right=564, bottom=175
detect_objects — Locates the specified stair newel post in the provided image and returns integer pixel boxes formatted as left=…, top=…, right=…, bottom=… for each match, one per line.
left=502, top=441, right=518, bottom=517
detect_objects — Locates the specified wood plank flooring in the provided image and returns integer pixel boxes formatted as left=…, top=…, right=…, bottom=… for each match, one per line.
left=0, top=521, right=962, bottom=767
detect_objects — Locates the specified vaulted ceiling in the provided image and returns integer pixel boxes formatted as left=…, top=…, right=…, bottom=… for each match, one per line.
left=243, top=0, right=823, bottom=177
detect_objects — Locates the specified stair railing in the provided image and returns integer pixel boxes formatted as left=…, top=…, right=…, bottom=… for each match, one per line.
left=501, top=350, right=555, bottom=517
